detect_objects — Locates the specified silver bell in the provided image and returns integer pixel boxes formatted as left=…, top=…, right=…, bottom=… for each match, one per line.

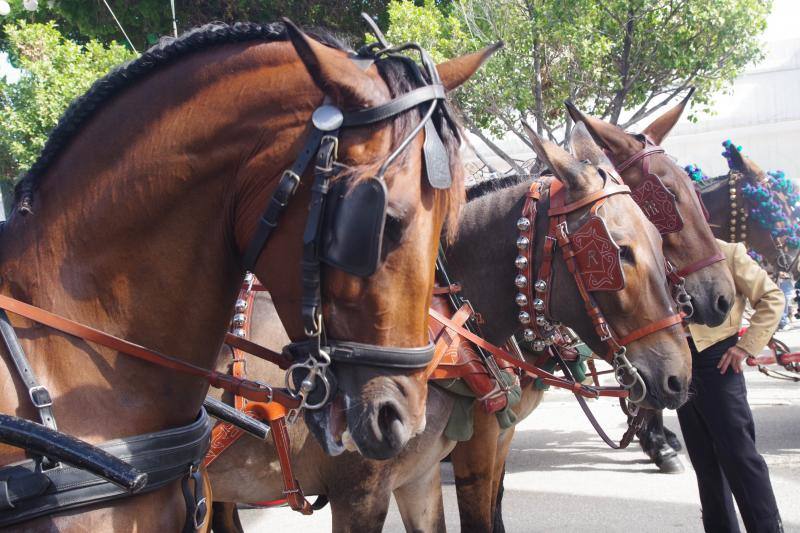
left=532, top=340, right=546, bottom=351
left=523, top=328, right=535, bottom=342
left=233, top=313, right=247, bottom=327
left=517, top=217, right=531, bottom=231
left=233, top=327, right=246, bottom=337
left=515, top=255, right=528, bottom=269
left=534, top=280, right=547, bottom=292
left=235, top=299, right=248, bottom=312
left=516, top=236, right=530, bottom=250
left=535, top=315, right=548, bottom=326
left=244, top=272, right=255, bottom=284
left=533, top=298, right=545, bottom=311
left=515, top=293, right=528, bottom=307
left=518, top=311, right=531, bottom=324
left=515, top=274, right=528, bottom=288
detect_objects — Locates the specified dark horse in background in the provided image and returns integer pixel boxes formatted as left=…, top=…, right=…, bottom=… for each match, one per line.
left=0, top=20, right=492, bottom=531
left=638, top=140, right=800, bottom=472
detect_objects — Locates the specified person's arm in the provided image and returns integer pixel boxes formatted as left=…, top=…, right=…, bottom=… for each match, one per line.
left=718, top=243, right=785, bottom=373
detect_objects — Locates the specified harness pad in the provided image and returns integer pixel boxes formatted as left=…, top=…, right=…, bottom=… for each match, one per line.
left=571, top=216, right=625, bottom=291
left=631, top=173, right=684, bottom=234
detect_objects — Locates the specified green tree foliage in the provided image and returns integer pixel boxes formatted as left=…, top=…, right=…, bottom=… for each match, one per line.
left=385, top=0, right=770, bottom=155
left=0, top=1, right=390, bottom=52
left=0, top=21, right=134, bottom=183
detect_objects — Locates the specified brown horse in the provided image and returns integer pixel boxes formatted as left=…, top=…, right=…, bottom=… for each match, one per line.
left=207, top=130, right=692, bottom=532
left=566, top=94, right=735, bottom=327
left=0, top=21, right=489, bottom=531
left=449, top=97, right=736, bottom=532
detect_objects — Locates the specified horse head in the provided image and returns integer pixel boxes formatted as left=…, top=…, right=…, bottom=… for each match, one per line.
left=526, top=128, right=690, bottom=409
left=565, top=96, right=735, bottom=327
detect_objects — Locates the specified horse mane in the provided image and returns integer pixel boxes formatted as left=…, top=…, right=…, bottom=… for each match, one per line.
left=466, top=173, right=528, bottom=202
left=13, top=21, right=463, bottom=221
left=695, top=172, right=729, bottom=193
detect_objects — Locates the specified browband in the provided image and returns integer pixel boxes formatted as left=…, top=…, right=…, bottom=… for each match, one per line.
left=615, top=145, right=665, bottom=173
left=547, top=183, right=631, bottom=216
left=342, top=85, right=446, bottom=126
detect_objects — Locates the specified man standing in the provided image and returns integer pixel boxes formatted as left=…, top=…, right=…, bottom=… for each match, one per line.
left=680, top=239, right=784, bottom=533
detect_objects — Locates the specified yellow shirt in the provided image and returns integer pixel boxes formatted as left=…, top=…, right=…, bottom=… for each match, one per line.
left=688, top=240, right=785, bottom=355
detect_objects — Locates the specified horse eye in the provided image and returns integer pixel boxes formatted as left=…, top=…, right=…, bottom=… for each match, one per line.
left=619, top=245, right=635, bottom=264
left=384, top=214, right=405, bottom=245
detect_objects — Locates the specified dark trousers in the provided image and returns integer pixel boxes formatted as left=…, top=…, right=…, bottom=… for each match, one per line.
left=677, top=335, right=782, bottom=533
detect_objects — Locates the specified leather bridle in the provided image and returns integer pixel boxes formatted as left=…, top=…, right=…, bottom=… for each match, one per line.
left=515, top=174, right=683, bottom=403
left=238, top=22, right=459, bottom=412
left=613, top=135, right=725, bottom=318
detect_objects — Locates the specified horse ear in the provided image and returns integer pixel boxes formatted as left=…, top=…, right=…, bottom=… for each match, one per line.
left=523, top=122, right=591, bottom=191
left=436, top=42, right=503, bottom=92
left=642, top=88, right=695, bottom=145
left=570, top=121, right=615, bottom=168
left=727, top=144, right=748, bottom=172
left=284, top=19, right=383, bottom=106
left=564, top=100, right=634, bottom=155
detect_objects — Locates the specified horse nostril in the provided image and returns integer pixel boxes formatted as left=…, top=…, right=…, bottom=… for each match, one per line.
left=666, top=375, right=683, bottom=394
left=377, top=401, right=404, bottom=440
left=715, top=294, right=731, bottom=315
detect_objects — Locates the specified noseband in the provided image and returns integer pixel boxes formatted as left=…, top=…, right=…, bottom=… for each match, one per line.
left=241, top=27, right=455, bottom=411
left=515, top=174, right=683, bottom=403
left=614, top=136, right=725, bottom=318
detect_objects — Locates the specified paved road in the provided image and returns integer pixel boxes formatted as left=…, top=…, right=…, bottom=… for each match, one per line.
left=241, top=327, right=800, bottom=532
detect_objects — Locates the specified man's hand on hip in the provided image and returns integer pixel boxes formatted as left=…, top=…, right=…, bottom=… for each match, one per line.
left=717, top=345, right=750, bottom=374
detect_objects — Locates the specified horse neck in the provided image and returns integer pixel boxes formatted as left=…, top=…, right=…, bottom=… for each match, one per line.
left=0, top=40, right=313, bottom=445
left=445, top=181, right=530, bottom=344
left=702, top=174, right=781, bottom=267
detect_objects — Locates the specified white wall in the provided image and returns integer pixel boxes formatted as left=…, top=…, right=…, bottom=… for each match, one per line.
left=665, top=0, right=800, bottom=179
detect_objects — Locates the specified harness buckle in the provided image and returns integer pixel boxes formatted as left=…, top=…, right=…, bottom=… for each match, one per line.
left=280, top=169, right=302, bottom=193
left=556, top=221, right=569, bottom=243
left=598, top=323, right=613, bottom=342
left=28, top=385, right=52, bottom=409
left=319, top=135, right=340, bottom=167
left=194, top=497, right=208, bottom=529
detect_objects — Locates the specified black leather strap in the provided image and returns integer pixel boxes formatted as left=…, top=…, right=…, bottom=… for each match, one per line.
left=326, top=340, right=435, bottom=369
left=0, top=310, right=57, bottom=431
left=181, top=463, right=207, bottom=533
left=341, top=85, right=445, bottom=126
left=300, top=135, right=338, bottom=334
left=0, top=410, right=212, bottom=528
left=242, top=126, right=326, bottom=271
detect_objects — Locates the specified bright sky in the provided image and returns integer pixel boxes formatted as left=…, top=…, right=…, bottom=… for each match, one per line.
left=0, top=52, right=18, bottom=82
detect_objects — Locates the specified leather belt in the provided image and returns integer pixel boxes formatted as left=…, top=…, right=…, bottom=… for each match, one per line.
left=0, top=409, right=212, bottom=529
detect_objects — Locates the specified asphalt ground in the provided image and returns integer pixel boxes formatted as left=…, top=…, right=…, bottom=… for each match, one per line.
left=240, top=326, right=800, bottom=532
